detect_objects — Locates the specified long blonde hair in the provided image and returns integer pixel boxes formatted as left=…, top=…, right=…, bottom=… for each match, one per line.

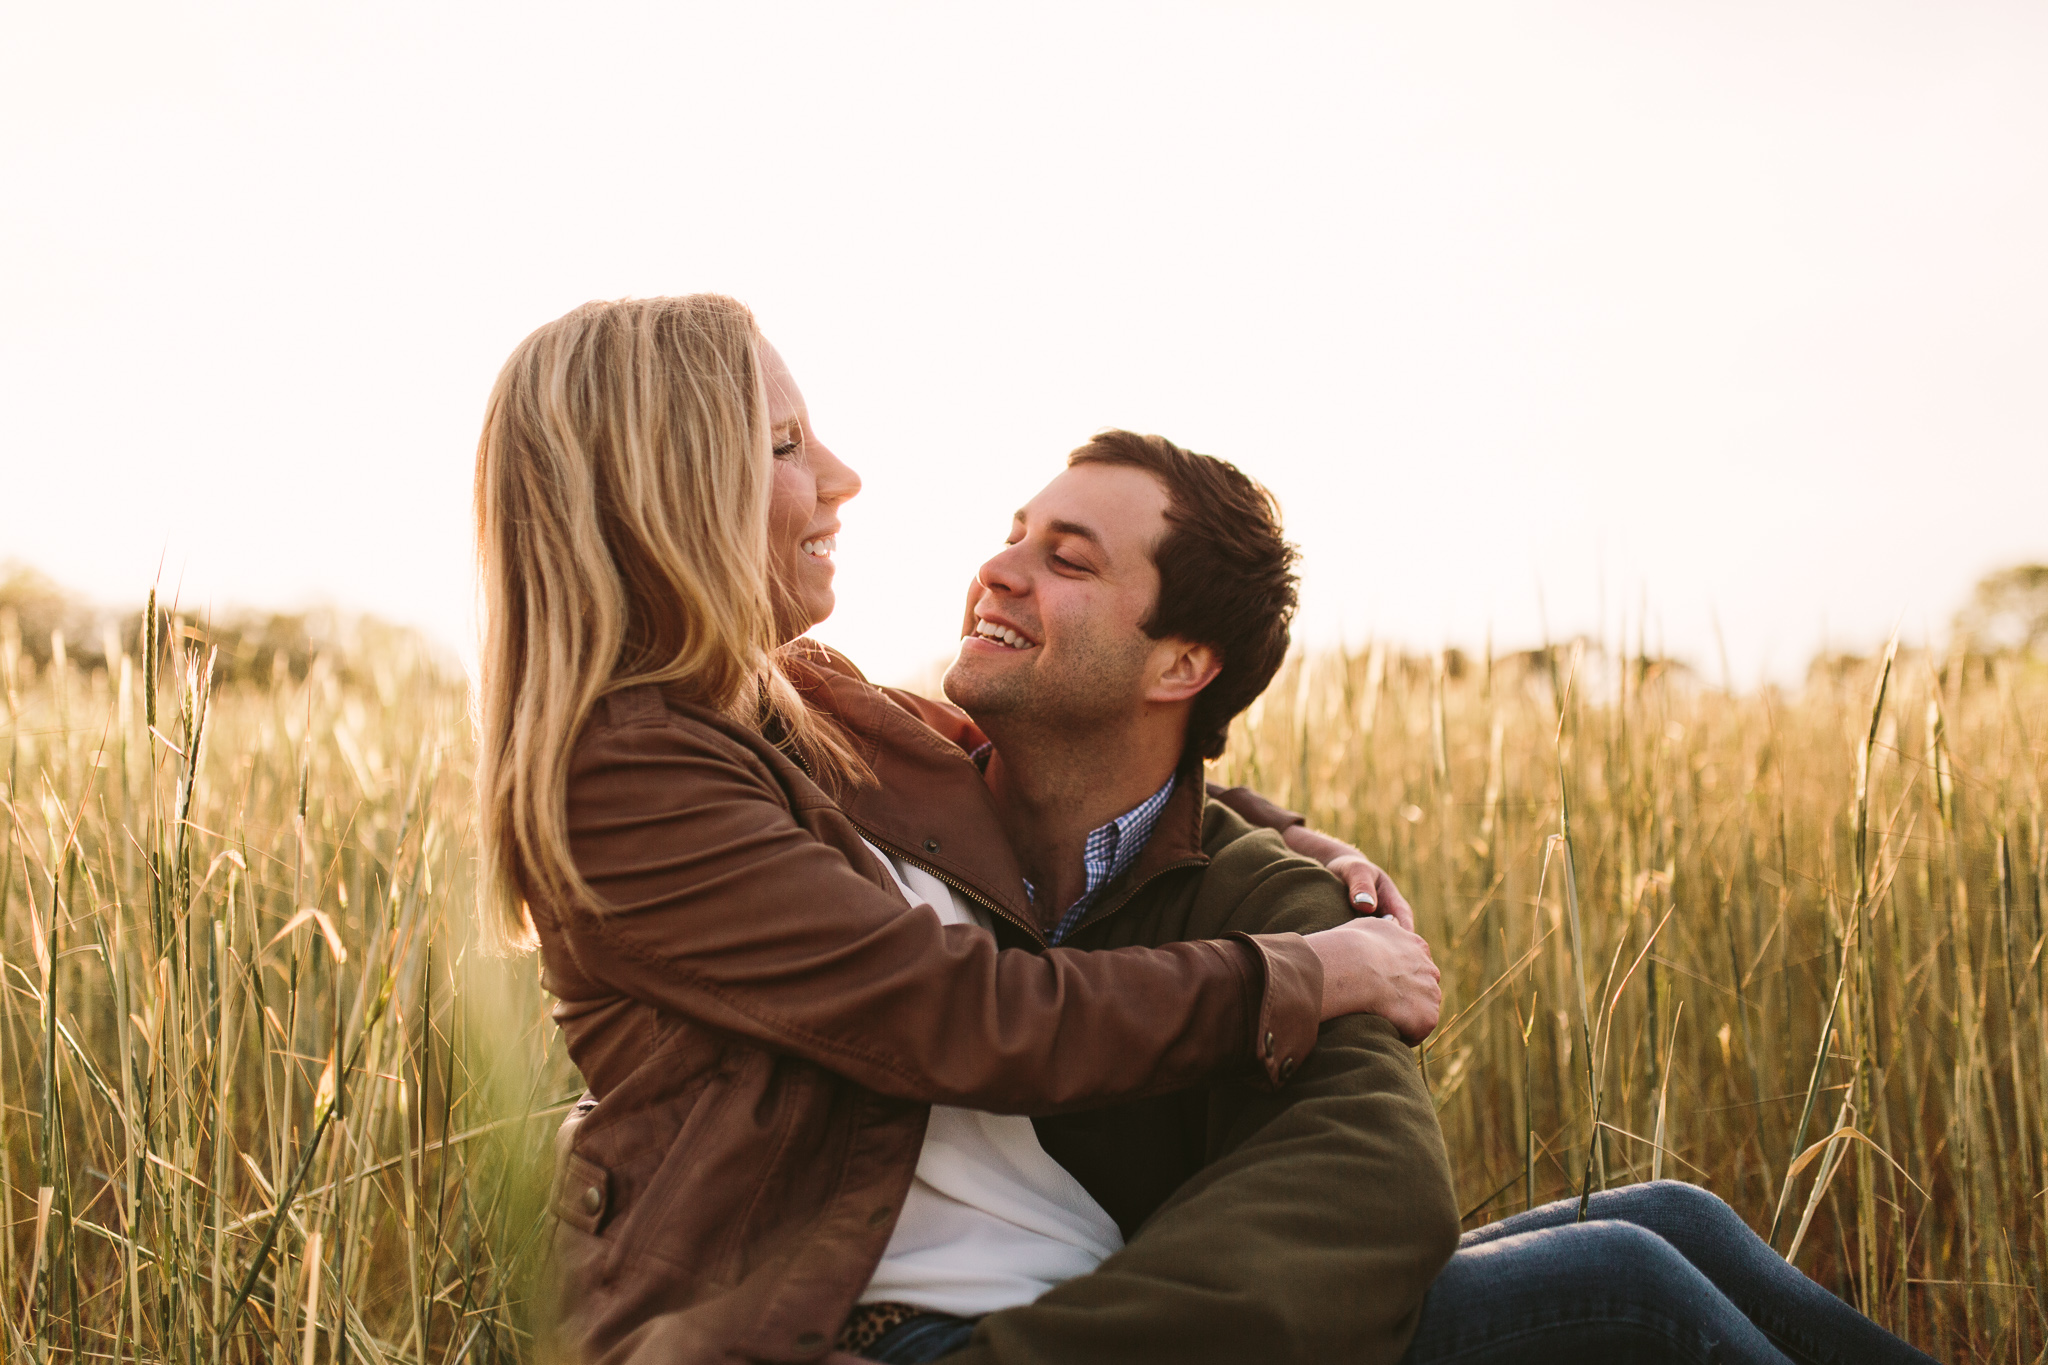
left=474, top=294, right=860, bottom=948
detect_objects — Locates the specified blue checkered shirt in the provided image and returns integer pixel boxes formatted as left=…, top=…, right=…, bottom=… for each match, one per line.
left=1026, top=776, right=1178, bottom=945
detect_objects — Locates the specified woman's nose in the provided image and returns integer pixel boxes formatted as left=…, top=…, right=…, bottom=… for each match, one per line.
left=811, top=439, right=861, bottom=506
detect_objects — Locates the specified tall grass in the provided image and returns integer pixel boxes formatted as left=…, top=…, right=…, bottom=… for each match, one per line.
left=1, top=602, right=576, bottom=1363
left=3, top=600, right=2041, bottom=1361
left=1214, top=637, right=2046, bottom=1362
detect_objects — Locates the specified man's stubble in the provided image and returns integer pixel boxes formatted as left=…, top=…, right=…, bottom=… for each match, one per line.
left=943, top=624, right=1155, bottom=750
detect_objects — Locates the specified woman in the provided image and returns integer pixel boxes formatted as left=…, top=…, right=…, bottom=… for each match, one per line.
left=473, top=294, right=1421, bottom=1364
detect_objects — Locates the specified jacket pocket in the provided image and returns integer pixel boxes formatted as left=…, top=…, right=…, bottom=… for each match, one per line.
left=592, top=1063, right=758, bottom=1287
left=553, top=1150, right=613, bottom=1235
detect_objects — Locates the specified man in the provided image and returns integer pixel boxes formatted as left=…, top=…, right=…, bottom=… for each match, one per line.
left=818, top=431, right=1458, bottom=1364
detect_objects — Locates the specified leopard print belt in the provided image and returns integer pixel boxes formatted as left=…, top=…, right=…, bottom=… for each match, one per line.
left=835, top=1301, right=925, bottom=1355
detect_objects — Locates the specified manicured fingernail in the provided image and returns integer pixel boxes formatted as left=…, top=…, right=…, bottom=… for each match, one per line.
left=1354, top=893, right=1376, bottom=906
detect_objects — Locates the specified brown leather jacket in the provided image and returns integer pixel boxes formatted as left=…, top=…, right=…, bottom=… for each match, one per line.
left=535, top=653, right=1323, bottom=1364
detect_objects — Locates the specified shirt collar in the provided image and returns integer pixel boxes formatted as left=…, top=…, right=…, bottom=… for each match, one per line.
left=1033, top=774, right=1178, bottom=944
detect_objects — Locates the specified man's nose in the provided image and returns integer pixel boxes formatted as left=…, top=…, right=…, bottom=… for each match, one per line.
left=975, top=542, right=1028, bottom=597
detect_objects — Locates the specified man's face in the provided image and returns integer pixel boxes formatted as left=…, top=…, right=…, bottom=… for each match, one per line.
left=942, top=463, right=1172, bottom=730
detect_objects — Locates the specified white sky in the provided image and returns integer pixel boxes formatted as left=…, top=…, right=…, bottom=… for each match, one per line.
left=4, top=1, right=2044, bottom=688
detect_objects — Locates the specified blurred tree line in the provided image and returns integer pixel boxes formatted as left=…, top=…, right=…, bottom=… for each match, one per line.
left=3, top=558, right=2040, bottom=689
left=1953, top=563, right=2048, bottom=658
left=0, top=561, right=445, bottom=685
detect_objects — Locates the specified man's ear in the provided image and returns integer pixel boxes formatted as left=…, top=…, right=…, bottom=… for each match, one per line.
left=1147, top=640, right=1222, bottom=705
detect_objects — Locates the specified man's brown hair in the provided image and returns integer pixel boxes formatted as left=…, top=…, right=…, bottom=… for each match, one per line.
left=1067, top=429, right=1299, bottom=763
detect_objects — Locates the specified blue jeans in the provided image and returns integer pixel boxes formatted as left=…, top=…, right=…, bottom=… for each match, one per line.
left=861, top=1311, right=979, bottom=1363
left=1400, top=1181, right=1939, bottom=1364
left=867, top=1182, right=1938, bottom=1363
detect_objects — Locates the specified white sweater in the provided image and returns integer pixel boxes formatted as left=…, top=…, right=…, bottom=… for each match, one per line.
left=856, top=841, right=1124, bottom=1316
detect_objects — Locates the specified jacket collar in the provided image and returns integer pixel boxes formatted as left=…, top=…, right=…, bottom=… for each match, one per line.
left=784, top=643, right=1213, bottom=941
left=1056, top=758, right=1211, bottom=938
left=784, top=647, right=1037, bottom=931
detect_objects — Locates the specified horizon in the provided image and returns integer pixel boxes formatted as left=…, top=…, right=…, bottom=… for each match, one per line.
left=5, top=2, right=2045, bottom=689
left=1, top=554, right=2023, bottom=697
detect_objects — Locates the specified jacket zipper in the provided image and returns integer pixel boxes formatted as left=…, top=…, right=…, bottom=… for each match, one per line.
left=776, top=722, right=1051, bottom=947
left=852, top=823, right=1050, bottom=949
left=782, top=730, right=1202, bottom=950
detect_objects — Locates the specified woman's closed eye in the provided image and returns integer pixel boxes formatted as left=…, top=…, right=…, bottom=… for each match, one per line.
left=773, top=437, right=802, bottom=460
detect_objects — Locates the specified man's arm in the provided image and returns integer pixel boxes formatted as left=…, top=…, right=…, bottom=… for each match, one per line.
left=951, top=1015, right=1456, bottom=1365
left=1209, top=781, right=1414, bottom=928
left=952, top=818, right=1460, bottom=1365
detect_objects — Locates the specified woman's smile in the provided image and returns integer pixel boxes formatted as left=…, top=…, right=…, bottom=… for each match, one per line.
left=760, top=336, right=861, bottom=638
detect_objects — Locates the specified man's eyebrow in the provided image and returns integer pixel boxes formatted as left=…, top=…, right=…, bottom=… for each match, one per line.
left=1045, top=519, right=1107, bottom=551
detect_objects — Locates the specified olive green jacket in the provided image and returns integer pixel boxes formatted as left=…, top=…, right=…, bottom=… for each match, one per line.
left=949, top=779, right=1460, bottom=1365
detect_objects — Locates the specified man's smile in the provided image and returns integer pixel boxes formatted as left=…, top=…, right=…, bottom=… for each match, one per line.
left=967, top=610, right=1039, bottom=651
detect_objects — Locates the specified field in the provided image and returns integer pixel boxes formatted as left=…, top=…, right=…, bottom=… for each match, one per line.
left=1215, top=637, right=2047, bottom=1363
left=1, top=605, right=575, bottom=1365
left=2, top=601, right=2043, bottom=1362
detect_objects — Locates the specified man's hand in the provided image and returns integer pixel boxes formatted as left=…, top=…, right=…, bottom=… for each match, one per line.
left=1304, top=916, right=1442, bottom=1044
left=1280, top=825, right=1415, bottom=932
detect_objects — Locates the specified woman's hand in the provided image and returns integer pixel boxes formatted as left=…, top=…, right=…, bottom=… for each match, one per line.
left=1303, top=917, right=1442, bottom=1043
left=1282, top=825, right=1414, bottom=932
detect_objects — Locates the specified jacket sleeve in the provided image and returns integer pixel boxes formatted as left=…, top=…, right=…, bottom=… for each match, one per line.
left=876, top=684, right=991, bottom=754
left=550, top=711, right=1321, bottom=1112
left=950, top=832, right=1459, bottom=1365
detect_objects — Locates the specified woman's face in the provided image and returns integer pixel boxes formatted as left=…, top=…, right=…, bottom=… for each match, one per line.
left=760, top=337, right=861, bottom=641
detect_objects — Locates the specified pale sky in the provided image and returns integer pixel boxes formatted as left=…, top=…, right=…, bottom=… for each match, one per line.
left=5, top=1, right=2044, bottom=687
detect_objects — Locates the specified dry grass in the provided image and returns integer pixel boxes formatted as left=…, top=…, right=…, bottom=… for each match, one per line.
left=3, top=600, right=2042, bottom=1361
left=1, top=600, right=576, bottom=1363
left=1214, top=637, right=2047, bottom=1362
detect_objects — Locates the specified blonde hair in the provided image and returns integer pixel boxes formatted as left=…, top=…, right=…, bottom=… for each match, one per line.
left=474, top=294, right=862, bottom=949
